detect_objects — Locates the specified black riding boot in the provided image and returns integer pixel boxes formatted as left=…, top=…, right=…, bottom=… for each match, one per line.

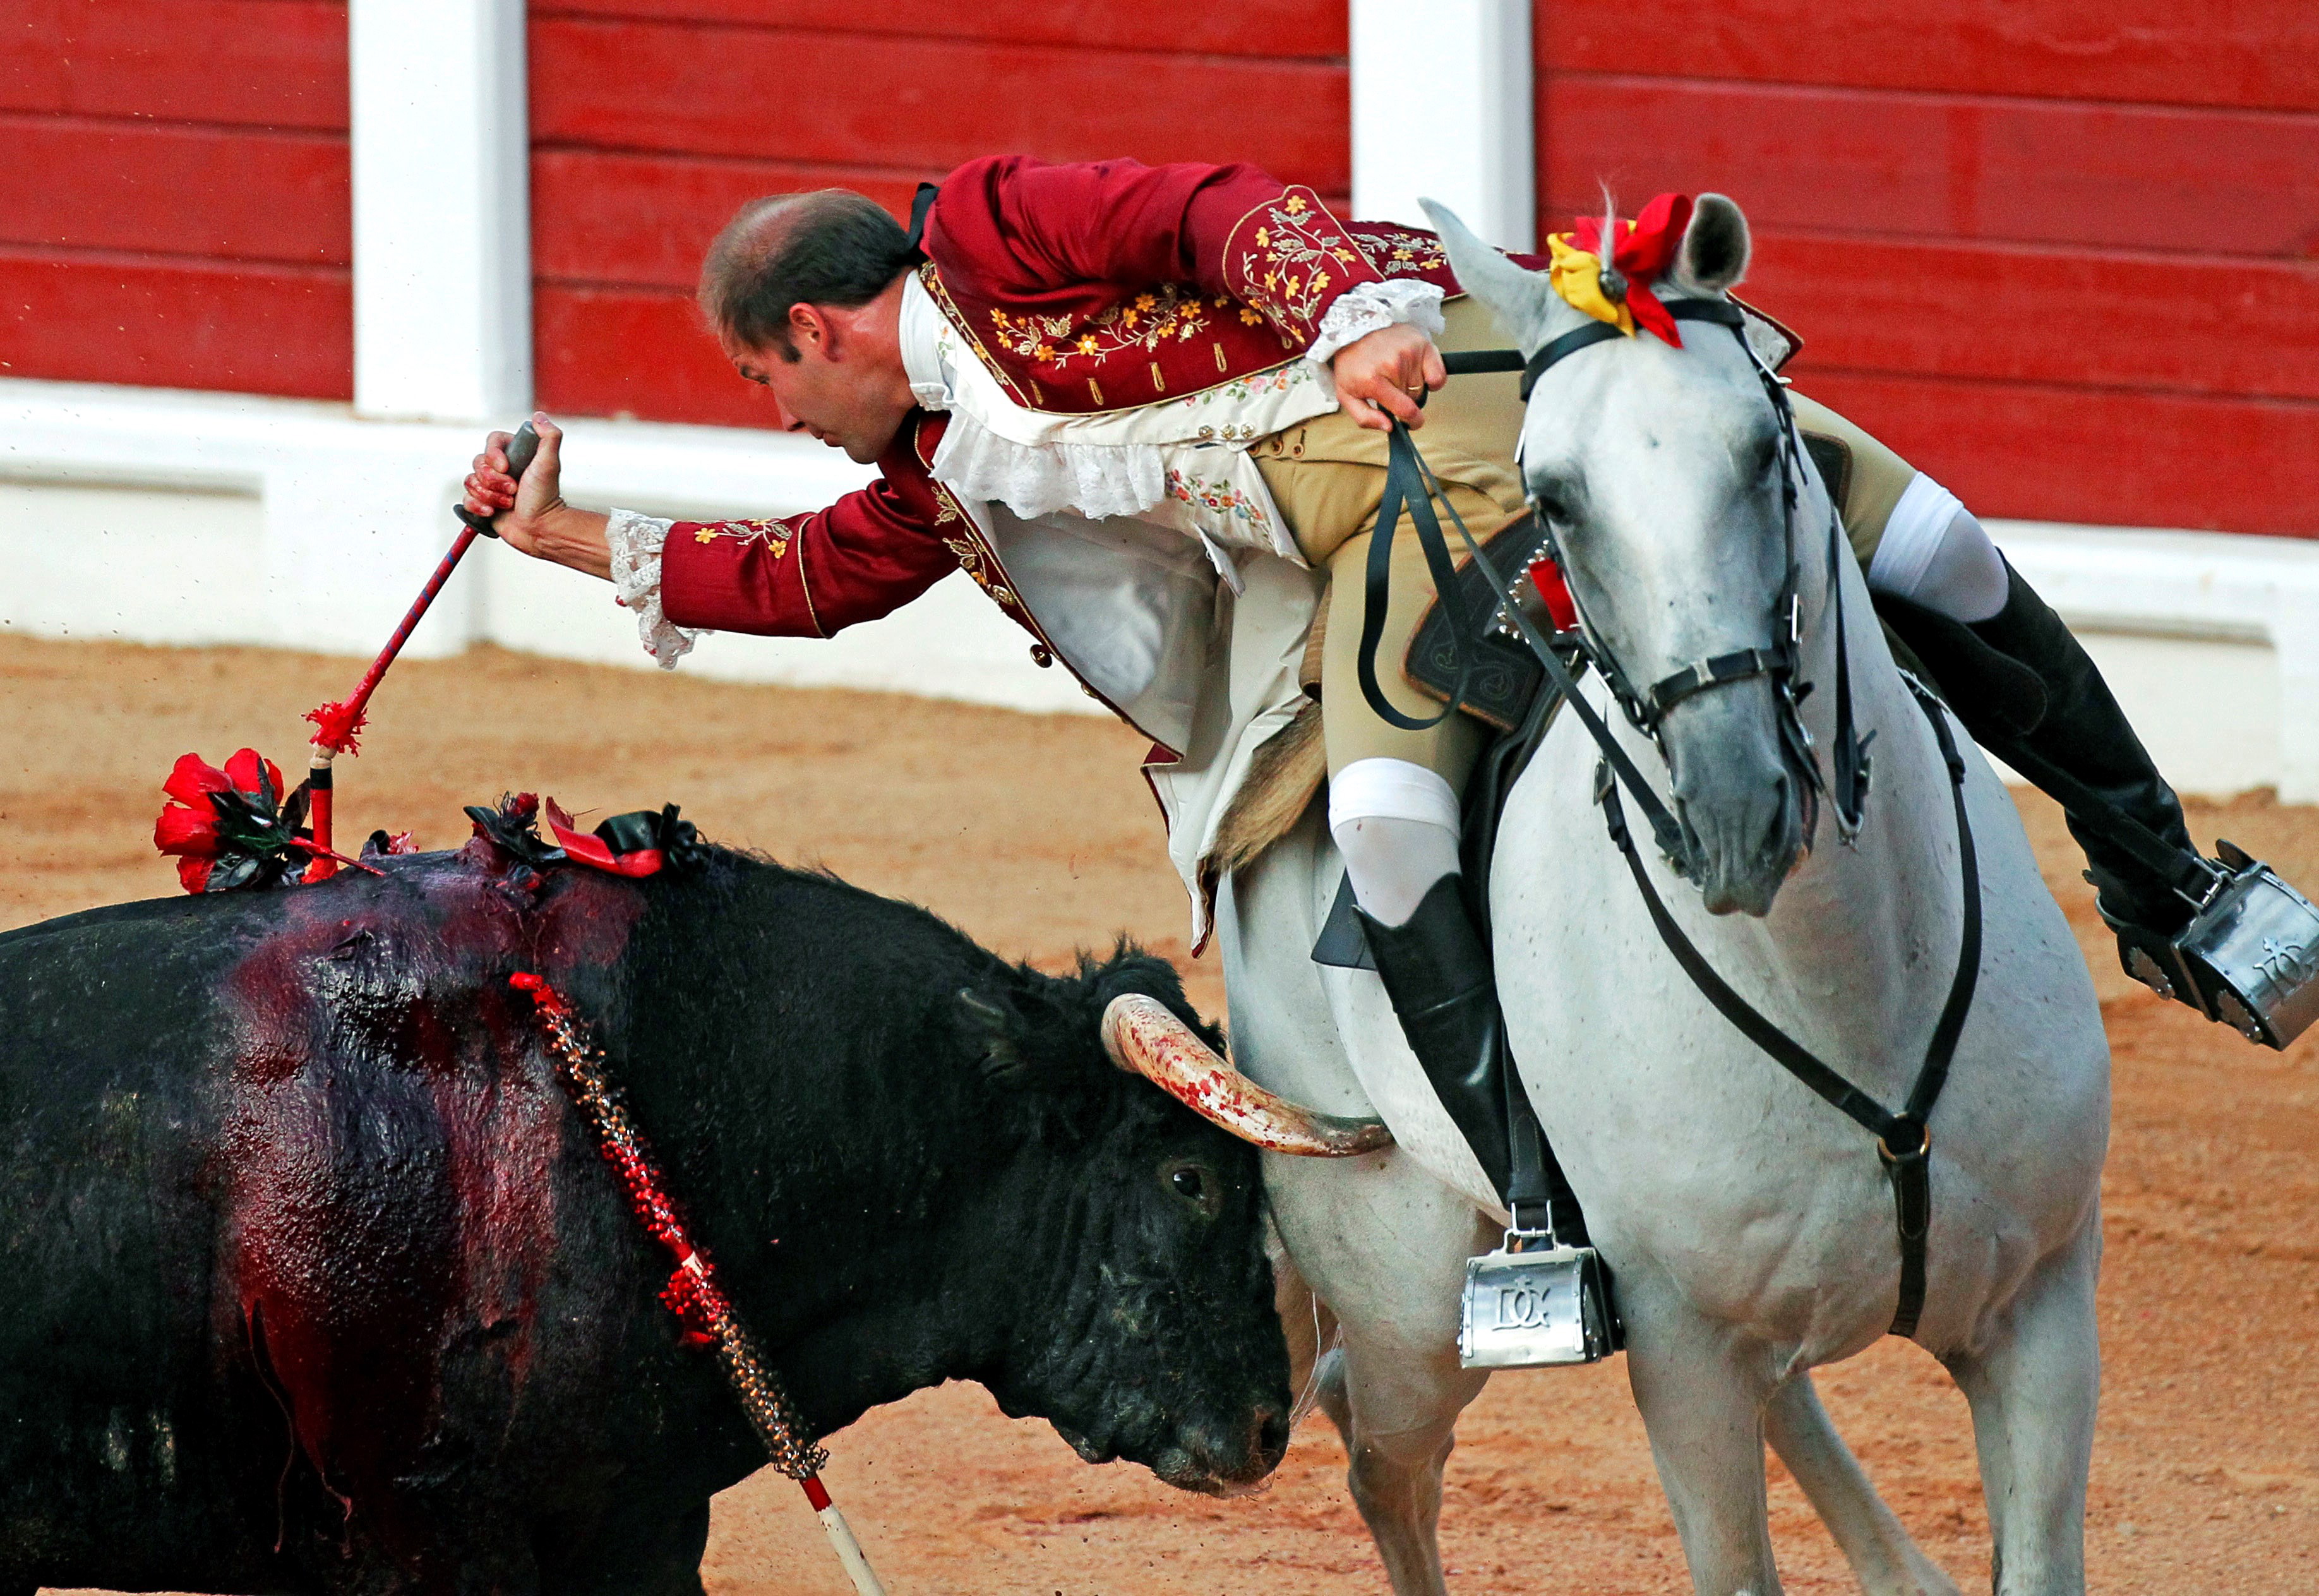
left=1357, top=874, right=1515, bottom=1200
left=1876, top=557, right=2197, bottom=935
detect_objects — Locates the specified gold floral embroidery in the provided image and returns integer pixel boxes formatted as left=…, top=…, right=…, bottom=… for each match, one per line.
left=1348, top=225, right=1450, bottom=277
left=982, top=282, right=1214, bottom=373
left=1233, top=187, right=1368, bottom=339
left=919, top=264, right=1033, bottom=405
left=937, top=500, right=1023, bottom=613
left=688, top=517, right=794, bottom=559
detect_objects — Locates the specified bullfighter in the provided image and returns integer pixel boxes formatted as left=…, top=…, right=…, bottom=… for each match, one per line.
left=463, top=155, right=2237, bottom=1201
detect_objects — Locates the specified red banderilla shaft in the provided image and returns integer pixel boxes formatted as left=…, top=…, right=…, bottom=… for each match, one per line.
left=304, top=423, right=537, bottom=877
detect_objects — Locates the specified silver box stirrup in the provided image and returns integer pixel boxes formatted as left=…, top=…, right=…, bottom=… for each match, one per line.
left=1459, top=1228, right=1617, bottom=1369
left=2115, top=840, right=2319, bottom=1050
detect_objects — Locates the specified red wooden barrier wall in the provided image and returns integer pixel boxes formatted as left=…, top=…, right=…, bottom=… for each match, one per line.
left=0, top=0, right=352, bottom=399
left=529, top=1, right=1350, bottom=428
left=1537, top=0, right=2319, bottom=535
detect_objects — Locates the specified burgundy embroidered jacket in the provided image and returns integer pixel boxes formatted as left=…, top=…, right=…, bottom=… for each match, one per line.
left=661, top=155, right=1471, bottom=651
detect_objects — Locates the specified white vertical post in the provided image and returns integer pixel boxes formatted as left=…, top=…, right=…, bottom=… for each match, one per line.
left=350, top=0, right=532, bottom=422
left=1350, top=0, right=1535, bottom=251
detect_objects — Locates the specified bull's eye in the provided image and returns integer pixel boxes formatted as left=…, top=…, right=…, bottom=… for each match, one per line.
left=1160, top=1158, right=1223, bottom=1220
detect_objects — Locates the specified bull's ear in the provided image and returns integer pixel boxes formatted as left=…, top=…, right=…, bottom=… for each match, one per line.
left=1674, top=193, right=1750, bottom=296
left=954, top=987, right=1037, bottom=1087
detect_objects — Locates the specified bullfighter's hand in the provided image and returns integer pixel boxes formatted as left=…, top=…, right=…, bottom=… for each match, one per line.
left=1331, top=323, right=1446, bottom=432
left=462, top=415, right=611, bottom=580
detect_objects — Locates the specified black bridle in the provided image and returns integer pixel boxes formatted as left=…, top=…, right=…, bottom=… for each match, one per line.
left=1356, top=297, right=1982, bottom=1340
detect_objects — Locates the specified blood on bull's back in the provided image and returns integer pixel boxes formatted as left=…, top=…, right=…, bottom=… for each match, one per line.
left=0, top=836, right=1291, bottom=1594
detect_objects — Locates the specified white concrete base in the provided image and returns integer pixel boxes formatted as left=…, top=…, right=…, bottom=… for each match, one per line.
left=1993, top=520, right=2319, bottom=800
left=4, top=378, right=2315, bottom=797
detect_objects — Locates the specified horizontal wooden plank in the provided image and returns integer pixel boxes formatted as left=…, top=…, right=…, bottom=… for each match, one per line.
left=535, top=284, right=774, bottom=429
left=1, top=0, right=347, bottom=129
left=1734, top=231, right=2319, bottom=403
left=529, top=18, right=1348, bottom=189
left=532, top=1, right=1346, bottom=57
left=532, top=151, right=918, bottom=290
left=1786, top=369, right=2319, bottom=536
left=1542, top=76, right=2319, bottom=260
left=1542, top=0, right=2319, bottom=115
left=0, top=116, right=347, bottom=264
left=0, top=248, right=351, bottom=398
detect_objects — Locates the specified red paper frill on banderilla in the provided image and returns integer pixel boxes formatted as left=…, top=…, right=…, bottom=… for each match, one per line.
left=304, top=697, right=368, bottom=757
left=153, top=750, right=311, bottom=894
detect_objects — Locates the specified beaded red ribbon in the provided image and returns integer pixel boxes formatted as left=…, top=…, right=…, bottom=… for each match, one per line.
left=510, top=972, right=829, bottom=1480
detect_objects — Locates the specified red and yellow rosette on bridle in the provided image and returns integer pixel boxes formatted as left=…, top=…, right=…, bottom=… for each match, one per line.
left=1546, top=192, right=1695, bottom=347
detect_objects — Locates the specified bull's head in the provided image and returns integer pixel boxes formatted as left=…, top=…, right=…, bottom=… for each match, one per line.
left=944, top=949, right=1386, bottom=1495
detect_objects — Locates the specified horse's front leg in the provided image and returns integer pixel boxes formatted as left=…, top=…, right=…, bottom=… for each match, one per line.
left=1622, top=1286, right=1786, bottom=1596
left=1765, top=1372, right=1962, bottom=1595
left=1943, top=1215, right=2100, bottom=1596
left=1264, top=1149, right=1494, bottom=1596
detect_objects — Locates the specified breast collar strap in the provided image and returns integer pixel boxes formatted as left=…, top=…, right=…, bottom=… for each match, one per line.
left=1596, top=676, right=1982, bottom=1340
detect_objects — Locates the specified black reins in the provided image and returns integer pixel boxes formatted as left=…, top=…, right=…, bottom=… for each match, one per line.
left=1357, top=299, right=1982, bottom=1338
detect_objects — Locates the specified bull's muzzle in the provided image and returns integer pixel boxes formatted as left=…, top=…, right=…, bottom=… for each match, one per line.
left=1100, top=994, right=1393, bottom=1157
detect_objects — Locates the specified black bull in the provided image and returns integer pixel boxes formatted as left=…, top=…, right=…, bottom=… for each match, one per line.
left=0, top=837, right=1291, bottom=1594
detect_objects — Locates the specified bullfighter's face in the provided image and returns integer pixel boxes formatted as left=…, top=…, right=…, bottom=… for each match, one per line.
left=726, top=307, right=913, bottom=465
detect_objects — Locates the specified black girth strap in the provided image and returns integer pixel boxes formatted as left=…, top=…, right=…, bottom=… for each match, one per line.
left=1597, top=677, right=1982, bottom=1339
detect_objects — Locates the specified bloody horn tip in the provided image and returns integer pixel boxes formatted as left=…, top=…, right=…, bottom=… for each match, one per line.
left=1100, top=993, right=1393, bottom=1158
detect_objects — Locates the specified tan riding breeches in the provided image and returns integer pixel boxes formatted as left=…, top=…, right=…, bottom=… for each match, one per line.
left=1255, top=300, right=1921, bottom=796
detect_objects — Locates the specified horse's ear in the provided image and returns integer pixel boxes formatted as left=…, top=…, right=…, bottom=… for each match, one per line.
left=1675, top=194, right=1751, bottom=296
left=1420, top=198, right=1559, bottom=353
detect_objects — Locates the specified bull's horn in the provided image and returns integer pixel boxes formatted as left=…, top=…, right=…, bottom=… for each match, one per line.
left=1101, top=993, right=1393, bottom=1158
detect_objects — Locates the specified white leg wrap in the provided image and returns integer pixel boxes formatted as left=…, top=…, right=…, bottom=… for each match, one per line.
left=1865, top=472, right=2010, bottom=623
left=1329, top=758, right=1462, bottom=928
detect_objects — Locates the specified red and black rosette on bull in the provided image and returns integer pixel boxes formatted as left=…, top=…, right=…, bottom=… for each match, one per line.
left=152, top=750, right=313, bottom=893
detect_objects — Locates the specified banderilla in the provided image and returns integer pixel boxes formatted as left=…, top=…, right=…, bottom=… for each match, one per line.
left=300, top=422, right=538, bottom=877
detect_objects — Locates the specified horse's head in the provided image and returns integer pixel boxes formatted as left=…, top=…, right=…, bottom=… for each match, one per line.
left=1427, top=194, right=1811, bottom=917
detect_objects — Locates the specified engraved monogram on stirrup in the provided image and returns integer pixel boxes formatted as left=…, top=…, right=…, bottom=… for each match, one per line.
left=1459, top=1238, right=1616, bottom=1369
left=2257, top=934, right=2316, bottom=987
left=1493, top=1279, right=1557, bottom=1331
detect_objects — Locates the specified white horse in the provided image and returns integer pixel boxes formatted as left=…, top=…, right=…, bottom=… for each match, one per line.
left=1218, top=196, right=2111, bottom=1595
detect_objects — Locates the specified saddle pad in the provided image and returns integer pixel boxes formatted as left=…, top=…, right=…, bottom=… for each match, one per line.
left=1801, top=431, right=1854, bottom=515
left=1403, top=512, right=1560, bottom=731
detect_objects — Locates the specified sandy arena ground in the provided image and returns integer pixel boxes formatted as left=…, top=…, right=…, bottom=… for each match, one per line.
left=6, top=633, right=2314, bottom=1595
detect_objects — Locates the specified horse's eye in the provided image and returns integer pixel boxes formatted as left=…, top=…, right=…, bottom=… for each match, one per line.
left=1161, top=1159, right=1222, bottom=1218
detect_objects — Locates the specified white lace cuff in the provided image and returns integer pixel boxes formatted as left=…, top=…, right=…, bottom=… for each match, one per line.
left=606, top=508, right=702, bottom=669
left=1305, top=279, right=1449, bottom=367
